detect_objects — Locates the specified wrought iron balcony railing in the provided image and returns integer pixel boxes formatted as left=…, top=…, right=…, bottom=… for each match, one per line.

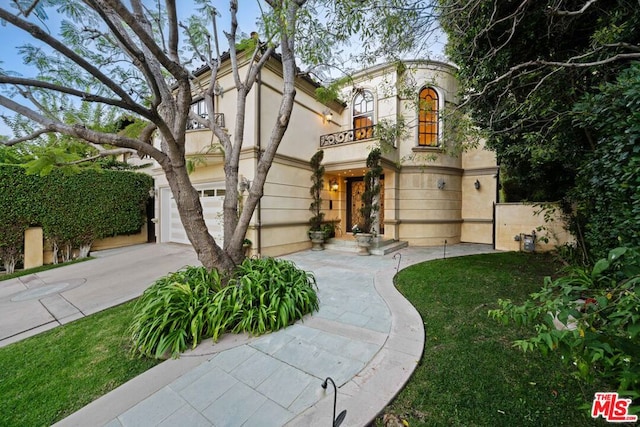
left=319, top=125, right=375, bottom=147
left=186, top=113, right=225, bottom=130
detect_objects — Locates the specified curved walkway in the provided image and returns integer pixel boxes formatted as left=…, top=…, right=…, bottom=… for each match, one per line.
left=14, top=243, right=496, bottom=427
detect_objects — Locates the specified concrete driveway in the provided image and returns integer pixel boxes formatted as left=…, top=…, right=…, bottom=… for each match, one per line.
left=0, top=243, right=198, bottom=347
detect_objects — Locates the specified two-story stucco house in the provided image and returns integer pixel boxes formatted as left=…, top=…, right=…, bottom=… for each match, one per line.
left=149, top=53, right=498, bottom=257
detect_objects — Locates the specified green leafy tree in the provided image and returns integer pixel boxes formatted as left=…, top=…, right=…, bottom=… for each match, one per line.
left=438, top=0, right=640, bottom=202
left=490, top=247, right=640, bottom=398
left=438, top=0, right=640, bottom=260
left=570, top=63, right=640, bottom=259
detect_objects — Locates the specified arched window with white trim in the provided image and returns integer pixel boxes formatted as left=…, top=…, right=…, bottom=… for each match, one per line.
left=352, top=90, right=374, bottom=140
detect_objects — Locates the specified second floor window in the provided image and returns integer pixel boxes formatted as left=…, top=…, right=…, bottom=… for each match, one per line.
left=188, top=99, right=208, bottom=130
left=418, top=87, right=439, bottom=147
left=353, top=90, right=374, bottom=140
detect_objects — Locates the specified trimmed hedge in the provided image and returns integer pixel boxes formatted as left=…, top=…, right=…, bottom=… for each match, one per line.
left=0, top=165, right=152, bottom=268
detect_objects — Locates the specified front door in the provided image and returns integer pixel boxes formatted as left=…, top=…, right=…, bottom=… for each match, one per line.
left=346, top=177, right=384, bottom=234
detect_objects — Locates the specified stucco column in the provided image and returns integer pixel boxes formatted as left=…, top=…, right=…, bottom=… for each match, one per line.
left=24, top=227, right=44, bottom=269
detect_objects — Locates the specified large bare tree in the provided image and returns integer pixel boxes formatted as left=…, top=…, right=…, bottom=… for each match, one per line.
left=0, top=0, right=436, bottom=274
left=0, top=0, right=312, bottom=274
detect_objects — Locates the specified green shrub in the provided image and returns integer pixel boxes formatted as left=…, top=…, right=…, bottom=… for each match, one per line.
left=129, top=266, right=223, bottom=358
left=130, top=258, right=319, bottom=358
left=489, top=247, right=640, bottom=399
left=229, top=257, right=319, bottom=336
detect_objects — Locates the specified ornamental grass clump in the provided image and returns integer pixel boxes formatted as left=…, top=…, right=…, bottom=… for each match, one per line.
left=130, top=258, right=318, bottom=358
left=229, top=257, right=319, bottom=336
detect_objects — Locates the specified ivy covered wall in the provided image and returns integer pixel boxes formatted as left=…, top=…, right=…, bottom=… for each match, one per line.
left=0, top=165, right=152, bottom=270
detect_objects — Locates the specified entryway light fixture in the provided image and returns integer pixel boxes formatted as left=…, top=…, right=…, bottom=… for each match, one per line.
left=474, top=179, right=481, bottom=190
left=239, top=176, right=251, bottom=192
left=330, top=179, right=339, bottom=192
left=322, top=109, right=333, bottom=124
left=437, top=178, right=446, bottom=190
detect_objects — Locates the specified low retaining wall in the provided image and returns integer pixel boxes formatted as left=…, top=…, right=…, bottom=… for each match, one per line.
left=25, top=225, right=148, bottom=267
left=495, top=203, right=574, bottom=252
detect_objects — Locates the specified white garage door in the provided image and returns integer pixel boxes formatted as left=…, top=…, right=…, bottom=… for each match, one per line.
left=160, top=186, right=225, bottom=246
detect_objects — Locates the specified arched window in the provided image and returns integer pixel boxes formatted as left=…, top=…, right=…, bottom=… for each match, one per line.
left=352, top=90, right=374, bottom=140
left=418, top=87, right=439, bottom=147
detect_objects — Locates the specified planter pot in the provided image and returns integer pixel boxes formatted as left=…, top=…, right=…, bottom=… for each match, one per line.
left=355, top=233, right=373, bottom=256
left=309, top=230, right=325, bottom=251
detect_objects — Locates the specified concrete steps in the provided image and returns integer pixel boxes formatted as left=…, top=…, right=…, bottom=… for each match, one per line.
left=324, top=237, right=408, bottom=255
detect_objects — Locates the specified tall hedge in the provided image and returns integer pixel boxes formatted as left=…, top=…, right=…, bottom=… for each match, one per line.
left=0, top=165, right=152, bottom=267
left=570, top=63, right=640, bottom=260
left=0, top=166, right=42, bottom=271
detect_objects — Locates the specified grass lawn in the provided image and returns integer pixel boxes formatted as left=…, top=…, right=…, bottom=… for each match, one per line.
left=377, top=251, right=608, bottom=426
left=0, top=300, right=160, bottom=426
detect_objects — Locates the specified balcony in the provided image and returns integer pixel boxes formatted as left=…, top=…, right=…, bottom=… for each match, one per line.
left=186, top=113, right=225, bottom=130
left=320, top=125, right=375, bottom=147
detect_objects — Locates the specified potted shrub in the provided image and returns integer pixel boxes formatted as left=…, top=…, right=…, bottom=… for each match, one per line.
left=355, top=148, right=382, bottom=255
left=243, top=238, right=252, bottom=257
left=308, top=150, right=326, bottom=251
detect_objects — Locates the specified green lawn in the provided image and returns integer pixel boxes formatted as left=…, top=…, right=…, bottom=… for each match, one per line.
left=0, top=300, right=160, bottom=426
left=378, top=252, right=608, bottom=426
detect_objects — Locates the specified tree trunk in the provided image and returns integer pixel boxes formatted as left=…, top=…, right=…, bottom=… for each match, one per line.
left=163, top=160, right=237, bottom=274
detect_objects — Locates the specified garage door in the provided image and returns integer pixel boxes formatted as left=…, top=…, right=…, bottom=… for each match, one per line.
left=160, top=186, right=225, bottom=246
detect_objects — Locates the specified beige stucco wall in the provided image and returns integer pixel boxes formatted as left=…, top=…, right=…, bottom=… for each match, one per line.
left=148, top=58, right=501, bottom=256
left=91, top=225, right=148, bottom=251
left=461, top=141, right=498, bottom=244
left=396, top=166, right=463, bottom=245
left=40, top=226, right=148, bottom=264
left=495, top=203, right=574, bottom=252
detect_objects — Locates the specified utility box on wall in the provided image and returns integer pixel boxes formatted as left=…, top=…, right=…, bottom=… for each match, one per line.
left=522, top=234, right=536, bottom=252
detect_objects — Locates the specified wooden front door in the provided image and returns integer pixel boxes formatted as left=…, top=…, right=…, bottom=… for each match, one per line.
left=346, top=177, right=384, bottom=234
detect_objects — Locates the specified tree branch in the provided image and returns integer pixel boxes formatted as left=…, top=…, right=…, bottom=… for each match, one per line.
left=165, top=0, right=179, bottom=62
left=3, top=128, right=54, bottom=146
left=0, top=76, right=152, bottom=117
left=86, top=0, right=166, bottom=106
left=0, top=7, right=143, bottom=111
left=0, top=94, right=166, bottom=162
left=553, top=0, right=599, bottom=16
left=99, top=0, right=188, bottom=81
left=67, top=147, right=136, bottom=164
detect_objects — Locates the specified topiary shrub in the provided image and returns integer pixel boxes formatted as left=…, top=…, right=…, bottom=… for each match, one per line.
left=130, top=258, right=319, bottom=358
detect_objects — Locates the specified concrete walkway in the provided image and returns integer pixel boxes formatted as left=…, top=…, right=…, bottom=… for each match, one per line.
left=0, top=242, right=495, bottom=426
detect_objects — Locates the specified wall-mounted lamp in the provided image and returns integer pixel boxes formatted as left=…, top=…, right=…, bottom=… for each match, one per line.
left=329, top=179, right=339, bottom=192
left=322, top=109, right=333, bottom=124
left=437, top=178, right=446, bottom=190
left=213, top=82, right=223, bottom=97
left=239, top=176, right=251, bottom=192
left=474, top=179, right=481, bottom=190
